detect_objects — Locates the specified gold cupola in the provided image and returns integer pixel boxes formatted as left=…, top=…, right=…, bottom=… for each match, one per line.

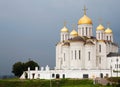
left=70, top=29, right=78, bottom=36
left=61, top=21, right=69, bottom=32
left=105, top=28, right=112, bottom=34
left=96, top=24, right=105, bottom=30
left=61, top=26, right=69, bottom=32
left=78, top=6, right=92, bottom=25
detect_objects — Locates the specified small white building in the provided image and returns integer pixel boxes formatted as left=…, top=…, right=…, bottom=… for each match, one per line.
left=20, top=7, right=120, bottom=79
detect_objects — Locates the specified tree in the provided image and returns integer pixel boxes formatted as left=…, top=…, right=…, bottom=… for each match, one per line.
left=12, top=60, right=39, bottom=77
left=12, top=62, right=24, bottom=77
left=24, top=60, right=39, bottom=70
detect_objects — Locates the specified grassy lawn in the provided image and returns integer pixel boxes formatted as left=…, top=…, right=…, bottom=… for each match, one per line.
left=0, top=78, right=113, bottom=87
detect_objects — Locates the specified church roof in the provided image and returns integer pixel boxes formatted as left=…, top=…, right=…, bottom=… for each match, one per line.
left=107, top=52, right=120, bottom=57
left=104, top=41, right=118, bottom=47
left=85, top=40, right=95, bottom=45
left=69, top=36, right=85, bottom=42
left=62, top=41, right=70, bottom=46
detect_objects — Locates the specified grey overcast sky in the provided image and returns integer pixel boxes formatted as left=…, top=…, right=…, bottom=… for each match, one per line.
left=0, top=0, right=120, bottom=75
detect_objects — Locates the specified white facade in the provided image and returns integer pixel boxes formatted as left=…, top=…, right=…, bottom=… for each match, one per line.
left=20, top=8, right=120, bottom=80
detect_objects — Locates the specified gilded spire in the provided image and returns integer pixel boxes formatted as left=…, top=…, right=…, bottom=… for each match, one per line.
left=107, top=22, right=110, bottom=28
left=61, top=21, right=69, bottom=32
left=78, top=6, right=92, bottom=25
left=64, top=21, right=67, bottom=27
left=96, top=18, right=105, bottom=30
left=72, top=24, right=76, bottom=30
left=105, top=22, right=112, bottom=34
left=98, top=18, right=103, bottom=24
left=83, top=5, right=88, bottom=15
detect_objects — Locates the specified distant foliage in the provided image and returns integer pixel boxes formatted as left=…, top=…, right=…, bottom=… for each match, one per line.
left=12, top=60, right=39, bottom=77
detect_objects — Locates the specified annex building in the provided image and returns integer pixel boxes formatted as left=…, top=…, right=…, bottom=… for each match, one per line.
left=20, top=7, right=120, bottom=79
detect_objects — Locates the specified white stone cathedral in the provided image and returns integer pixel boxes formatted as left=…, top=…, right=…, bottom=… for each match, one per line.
left=20, top=7, right=120, bottom=79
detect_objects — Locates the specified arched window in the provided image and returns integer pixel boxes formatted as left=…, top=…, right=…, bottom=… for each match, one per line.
left=107, top=36, right=108, bottom=40
left=79, top=50, right=81, bottom=60
left=63, top=74, right=65, bottom=78
left=99, top=45, right=101, bottom=52
left=52, top=74, right=55, bottom=78
left=88, top=52, right=90, bottom=61
left=75, top=50, right=76, bottom=59
left=56, top=74, right=60, bottom=79
left=71, top=50, right=73, bottom=59
left=86, top=27, right=87, bottom=36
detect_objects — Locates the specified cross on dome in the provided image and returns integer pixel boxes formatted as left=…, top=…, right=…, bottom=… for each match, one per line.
left=98, top=18, right=103, bottom=24
left=107, top=22, right=110, bottom=28
left=64, top=21, right=67, bottom=26
left=83, top=5, right=88, bottom=15
left=72, top=24, right=76, bottom=29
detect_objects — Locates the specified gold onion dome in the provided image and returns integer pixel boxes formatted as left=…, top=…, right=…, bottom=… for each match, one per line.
left=78, top=15, right=92, bottom=25
left=61, top=26, right=69, bottom=32
left=105, top=28, right=112, bottom=34
left=70, top=29, right=78, bottom=36
left=96, top=24, right=105, bottom=30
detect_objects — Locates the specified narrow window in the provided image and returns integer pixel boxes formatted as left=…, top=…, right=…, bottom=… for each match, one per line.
left=86, top=27, right=87, bottom=36
left=89, top=28, right=91, bottom=36
left=88, top=52, right=90, bottom=61
left=107, top=36, right=108, bottom=40
left=75, top=50, right=76, bottom=59
left=101, top=33, right=103, bottom=40
left=98, top=33, right=100, bottom=39
left=62, top=35, right=64, bottom=41
left=71, top=51, right=73, bottom=59
left=65, top=35, right=67, bottom=40
left=117, top=64, right=118, bottom=68
left=79, top=50, right=81, bottom=60
left=82, top=27, right=84, bottom=36
left=99, top=45, right=101, bottom=52
left=52, top=74, right=55, bottom=78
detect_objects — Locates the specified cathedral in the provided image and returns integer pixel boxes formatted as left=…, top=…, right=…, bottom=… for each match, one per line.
left=20, top=7, right=120, bottom=79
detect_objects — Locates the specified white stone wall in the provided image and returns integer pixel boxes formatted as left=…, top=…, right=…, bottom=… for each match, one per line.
left=61, top=45, right=70, bottom=69
left=85, top=44, right=96, bottom=69
left=55, top=43, right=63, bottom=69
left=70, top=42, right=84, bottom=69
left=96, top=42, right=107, bottom=69
left=20, top=68, right=114, bottom=79
left=107, top=56, right=120, bottom=77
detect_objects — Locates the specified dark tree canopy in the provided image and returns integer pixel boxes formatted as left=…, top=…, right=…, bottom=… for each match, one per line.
left=25, top=60, right=39, bottom=70
left=12, top=62, right=24, bottom=77
left=12, top=60, right=39, bottom=77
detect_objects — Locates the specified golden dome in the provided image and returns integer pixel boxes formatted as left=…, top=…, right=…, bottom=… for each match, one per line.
left=70, top=29, right=78, bottom=36
left=96, top=24, right=105, bottom=30
left=78, top=15, right=92, bottom=25
left=105, top=28, right=112, bottom=34
left=61, top=26, right=69, bottom=32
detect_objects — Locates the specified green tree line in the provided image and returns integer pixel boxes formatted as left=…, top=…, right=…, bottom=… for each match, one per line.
left=12, top=60, right=39, bottom=77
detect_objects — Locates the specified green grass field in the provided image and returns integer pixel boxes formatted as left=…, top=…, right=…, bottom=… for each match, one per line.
left=0, top=78, right=113, bottom=87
